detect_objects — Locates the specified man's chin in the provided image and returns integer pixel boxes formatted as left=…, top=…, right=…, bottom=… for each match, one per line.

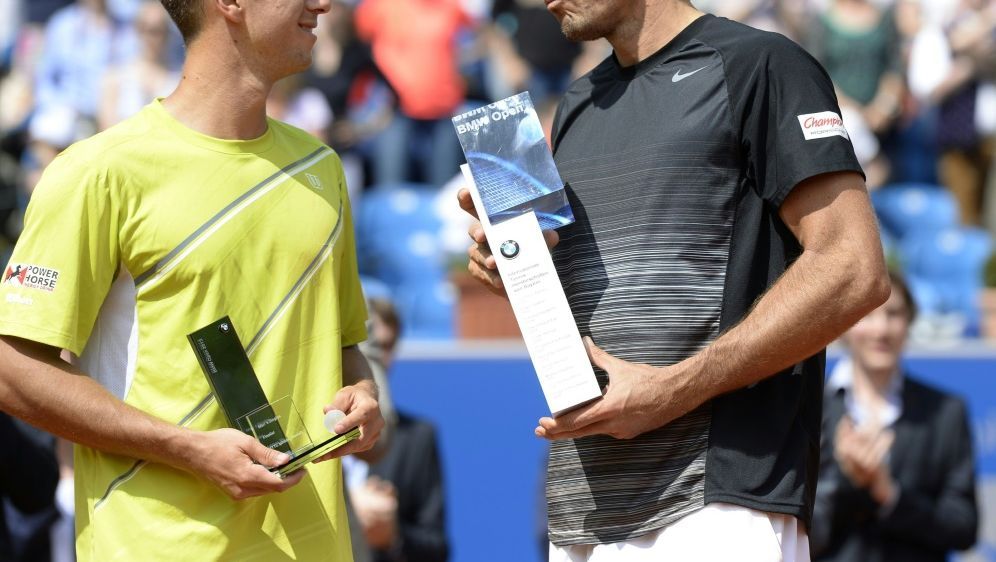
left=561, top=23, right=600, bottom=42
left=283, top=58, right=312, bottom=77
left=865, top=357, right=900, bottom=375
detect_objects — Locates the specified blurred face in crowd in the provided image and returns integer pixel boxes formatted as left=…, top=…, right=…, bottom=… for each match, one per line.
left=368, top=300, right=400, bottom=369
left=136, top=2, right=172, bottom=56
left=842, top=281, right=912, bottom=376
left=81, top=0, right=109, bottom=14
left=241, top=0, right=331, bottom=79
left=545, top=0, right=631, bottom=41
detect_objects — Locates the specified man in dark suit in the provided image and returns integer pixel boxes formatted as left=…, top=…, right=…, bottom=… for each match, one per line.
left=1, top=413, right=59, bottom=561
left=361, top=411, right=448, bottom=562
left=348, top=297, right=449, bottom=562
left=812, top=272, right=979, bottom=562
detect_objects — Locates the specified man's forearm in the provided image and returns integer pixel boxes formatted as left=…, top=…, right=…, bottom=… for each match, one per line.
left=342, top=345, right=377, bottom=393
left=535, top=173, right=890, bottom=441
left=0, top=335, right=194, bottom=470
left=668, top=229, right=888, bottom=414
left=340, top=344, right=388, bottom=462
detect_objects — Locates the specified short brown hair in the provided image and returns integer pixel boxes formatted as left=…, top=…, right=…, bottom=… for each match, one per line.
left=160, top=0, right=202, bottom=43
left=888, top=270, right=917, bottom=323
left=369, top=298, right=401, bottom=350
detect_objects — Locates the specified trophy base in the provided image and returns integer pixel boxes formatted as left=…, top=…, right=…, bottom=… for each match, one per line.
left=270, top=427, right=361, bottom=478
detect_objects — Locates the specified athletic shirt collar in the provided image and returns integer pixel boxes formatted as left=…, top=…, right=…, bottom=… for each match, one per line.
left=610, top=13, right=714, bottom=80
left=148, top=98, right=276, bottom=155
left=827, top=356, right=905, bottom=429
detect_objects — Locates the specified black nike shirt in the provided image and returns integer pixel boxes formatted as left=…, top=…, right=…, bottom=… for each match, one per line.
left=546, top=14, right=863, bottom=545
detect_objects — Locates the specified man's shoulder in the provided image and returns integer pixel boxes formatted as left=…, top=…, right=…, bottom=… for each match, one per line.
left=267, top=118, right=333, bottom=153
left=904, top=375, right=969, bottom=415
left=58, top=109, right=156, bottom=167
left=394, top=411, right=439, bottom=441
left=696, top=16, right=812, bottom=72
left=565, top=49, right=616, bottom=96
left=33, top=107, right=176, bottom=206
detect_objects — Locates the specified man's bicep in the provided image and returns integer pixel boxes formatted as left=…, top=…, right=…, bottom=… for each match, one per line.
left=778, top=171, right=880, bottom=255
left=0, top=151, right=120, bottom=355
left=340, top=345, right=375, bottom=386
left=0, top=335, right=66, bottom=411
left=0, top=334, right=65, bottom=366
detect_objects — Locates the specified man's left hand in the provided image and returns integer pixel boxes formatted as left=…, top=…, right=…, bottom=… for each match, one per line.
left=536, top=338, right=685, bottom=441
left=353, top=476, right=400, bottom=549
left=315, top=379, right=384, bottom=461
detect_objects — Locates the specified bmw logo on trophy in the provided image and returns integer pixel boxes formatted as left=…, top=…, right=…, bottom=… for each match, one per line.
left=499, top=240, right=520, bottom=260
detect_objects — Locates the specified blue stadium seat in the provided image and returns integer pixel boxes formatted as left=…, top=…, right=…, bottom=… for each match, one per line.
left=871, top=183, right=959, bottom=241
left=900, top=226, right=992, bottom=337
left=394, top=280, right=456, bottom=340
left=878, top=220, right=898, bottom=263
left=355, top=184, right=454, bottom=339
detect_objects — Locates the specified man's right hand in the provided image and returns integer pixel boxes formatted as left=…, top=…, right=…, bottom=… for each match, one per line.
left=457, top=187, right=559, bottom=297
left=0, top=336, right=304, bottom=502
left=182, top=428, right=305, bottom=500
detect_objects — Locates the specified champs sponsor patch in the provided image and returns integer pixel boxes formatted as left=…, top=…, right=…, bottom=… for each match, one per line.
left=3, top=263, right=60, bottom=292
left=797, top=111, right=849, bottom=141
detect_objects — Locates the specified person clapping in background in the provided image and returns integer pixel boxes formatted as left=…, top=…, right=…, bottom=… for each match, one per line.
left=812, top=271, right=979, bottom=562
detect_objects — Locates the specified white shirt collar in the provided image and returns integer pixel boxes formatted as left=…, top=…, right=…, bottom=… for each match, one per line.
left=827, top=357, right=904, bottom=428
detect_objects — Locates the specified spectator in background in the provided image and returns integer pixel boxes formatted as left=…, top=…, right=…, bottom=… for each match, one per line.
left=23, top=0, right=74, bottom=29
left=807, top=0, right=906, bottom=187
left=267, top=73, right=334, bottom=144
left=1, top=413, right=59, bottom=562
left=347, top=297, right=449, bottom=562
left=97, top=0, right=180, bottom=131
left=22, top=0, right=133, bottom=213
left=487, top=0, right=580, bottom=101
left=907, top=0, right=995, bottom=225
left=695, top=0, right=812, bottom=40
left=304, top=1, right=395, bottom=195
left=809, top=0, right=905, bottom=129
left=34, top=0, right=130, bottom=138
left=812, top=271, right=979, bottom=561
left=355, top=0, right=472, bottom=187
left=0, top=0, right=20, bottom=67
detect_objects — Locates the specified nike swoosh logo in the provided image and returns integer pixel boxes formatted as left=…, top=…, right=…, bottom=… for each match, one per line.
left=672, top=66, right=708, bottom=83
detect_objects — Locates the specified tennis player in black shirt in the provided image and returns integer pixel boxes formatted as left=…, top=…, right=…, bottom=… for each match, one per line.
left=459, top=0, right=890, bottom=560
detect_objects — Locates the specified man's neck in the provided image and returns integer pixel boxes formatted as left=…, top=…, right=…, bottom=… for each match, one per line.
left=161, top=38, right=274, bottom=140
left=608, top=1, right=704, bottom=67
left=851, top=361, right=897, bottom=400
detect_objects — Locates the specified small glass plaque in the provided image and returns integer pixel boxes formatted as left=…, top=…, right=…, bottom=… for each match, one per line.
left=238, top=396, right=310, bottom=457
left=188, top=316, right=360, bottom=477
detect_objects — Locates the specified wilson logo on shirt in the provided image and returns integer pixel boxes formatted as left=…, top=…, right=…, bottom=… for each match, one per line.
left=304, top=173, right=323, bottom=191
left=797, top=111, right=850, bottom=141
left=3, top=263, right=60, bottom=292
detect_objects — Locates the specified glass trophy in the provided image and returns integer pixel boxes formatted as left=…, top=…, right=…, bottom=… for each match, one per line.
left=453, top=93, right=602, bottom=416
left=452, top=91, right=574, bottom=230
left=188, top=316, right=360, bottom=477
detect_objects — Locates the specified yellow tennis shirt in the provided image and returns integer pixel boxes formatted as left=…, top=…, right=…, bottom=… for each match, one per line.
left=0, top=100, right=367, bottom=561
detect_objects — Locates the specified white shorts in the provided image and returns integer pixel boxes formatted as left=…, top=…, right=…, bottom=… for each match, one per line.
left=549, top=502, right=810, bottom=562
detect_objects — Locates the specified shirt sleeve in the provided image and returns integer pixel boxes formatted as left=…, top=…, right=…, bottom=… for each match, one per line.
left=333, top=159, right=368, bottom=347
left=730, top=32, right=864, bottom=209
left=0, top=148, right=120, bottom=354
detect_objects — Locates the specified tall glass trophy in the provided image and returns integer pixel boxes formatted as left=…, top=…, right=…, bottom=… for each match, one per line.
left=187, top=317, right=359, bottom=477
left=453, top=92, right=602, bottom=416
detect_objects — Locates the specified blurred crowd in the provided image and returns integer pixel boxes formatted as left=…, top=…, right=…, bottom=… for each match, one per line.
left=3, top=0, right=995, bottom=344
left=0, top=0, right=994, bottom=560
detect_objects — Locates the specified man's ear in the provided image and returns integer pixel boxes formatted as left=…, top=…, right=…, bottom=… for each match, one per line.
left=214, top=0, right=244, bottom=25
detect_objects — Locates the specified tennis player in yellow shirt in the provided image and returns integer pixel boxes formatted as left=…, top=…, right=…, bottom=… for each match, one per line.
left=0, top=1, right=383, bottom=559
